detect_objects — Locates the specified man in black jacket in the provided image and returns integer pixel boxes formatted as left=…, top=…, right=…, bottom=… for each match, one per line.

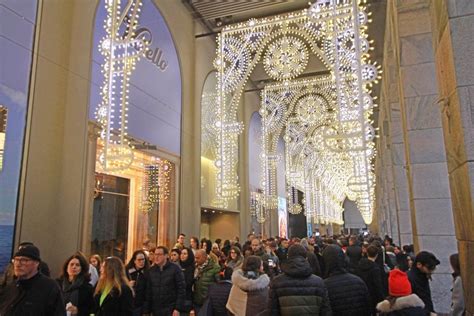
left=346, top=235, right=362, bottom=273
left=407, top=251, right=440, bottom=315
left=144, top=246, right=186, bottom=316
left=0, top=241, right=51, bottom=295
left=275, top=238, right=289, bottom=264
left=0, top=245, right=65, bottom=316
left=356, top=245, right=385, bottom=315
left=268, top=244, right=331, bottom=316
left=323, top=244, right=370, bottom=316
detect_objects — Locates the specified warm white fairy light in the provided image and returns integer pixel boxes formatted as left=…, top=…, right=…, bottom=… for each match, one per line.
left=214, top=0, right=378, bottom=223
left=95, top=0, right=148, bottom=172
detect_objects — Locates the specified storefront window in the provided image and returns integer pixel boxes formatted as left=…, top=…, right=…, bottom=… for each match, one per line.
left=87, top=0, right=181, bottom=260
left=0, top=0, right=38, bottom=272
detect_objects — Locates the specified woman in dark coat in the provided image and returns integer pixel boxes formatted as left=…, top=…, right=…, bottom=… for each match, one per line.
left=56, top=253, right=94, bottom=316
left=125, top=250, right=149, bottom=316
left=179, top=247, right=195, bottom=314
left=93, top=256, right=133, bottom=316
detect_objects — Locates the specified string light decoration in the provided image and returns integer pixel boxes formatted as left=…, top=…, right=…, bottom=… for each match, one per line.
left=140, top=158, right=173, bottom=212
left=95, top=0, right=148, bottom=172
left=214, top=0, right=378, bottom=224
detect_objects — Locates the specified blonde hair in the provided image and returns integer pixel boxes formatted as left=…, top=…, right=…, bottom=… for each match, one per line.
left=94, top=256, right=131, bottom=296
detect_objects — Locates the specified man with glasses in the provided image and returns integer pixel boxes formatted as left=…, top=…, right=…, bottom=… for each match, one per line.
left=0, top=241, right=50, bottom=293
left=143, top=246, right=185, bottom=316
left=407, top=251, right=440, bottom=315
left=0, top=245, right=64, bottom=315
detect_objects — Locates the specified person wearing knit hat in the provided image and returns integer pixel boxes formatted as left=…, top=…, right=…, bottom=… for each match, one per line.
left=0, top=245, right=65, bottom=315
left=0, top=243, right=50, bottom=295
left=376, top=269, right=425, bottom=315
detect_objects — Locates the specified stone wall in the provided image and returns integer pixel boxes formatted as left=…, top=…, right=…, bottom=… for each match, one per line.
left=375, top=0, right=461, bottom=313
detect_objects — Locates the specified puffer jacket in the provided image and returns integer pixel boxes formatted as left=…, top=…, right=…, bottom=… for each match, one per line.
left=207, top=280, right=232, bottom=316
left=193, top=259, right=221, bottom=306
left=268, top=256, right=331, bottom=316
left=226, top=269, right=269, bottom=316
left=376, top=294, right=425, bottom=315
left=143, top=261, right=186, bottom=314
left=323, top=245, right=370, bottom=316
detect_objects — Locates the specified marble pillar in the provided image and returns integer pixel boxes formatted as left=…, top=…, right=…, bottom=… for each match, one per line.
left=376, top=1, right=458, bottom=313
left=431, top=0, right=474, bottom=314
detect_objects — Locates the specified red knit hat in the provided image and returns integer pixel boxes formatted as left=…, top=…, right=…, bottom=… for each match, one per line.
left=389, top=269, right=412, bottom=297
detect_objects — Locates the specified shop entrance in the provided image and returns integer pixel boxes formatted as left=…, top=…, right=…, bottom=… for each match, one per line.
left=92, top=173, right=130, bottom=262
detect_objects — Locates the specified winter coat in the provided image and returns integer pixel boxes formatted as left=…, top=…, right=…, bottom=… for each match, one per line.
left=450, top=275, right=465, bottom=316
left=407, top=268, right=434, bottom=315
left=93, top=284, right=134, bottom=316
left=268, top=256, right=331, bottom=316
left=276, top=247, right=289, bottom=263
left=181, top=266, right=195, bottom=300
left=144, top=261, right=186, bottom=314
left=323, top=245, right=370, bottom=316
left=0, top=272, right=65, bottom=316
left=126, top=266, right=147, bottom=308
left=56, top=276, right=94, bottom=316
left=307, top=250, right=322, bottom=277
left=0, top=261, right=51, bottom=296
left=346, top=245, right=362, bottom=272
left=376, top=294, right=425, bottom=316
left=226, top=269, right=269, bottom=316
left=356, top=257, right=385, bottom=315
left=193, top=259, right=221, bottom=306
left=207, top=280, right=232, bottom=316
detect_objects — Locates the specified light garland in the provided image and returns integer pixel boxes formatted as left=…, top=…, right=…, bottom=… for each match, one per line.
left=140, top=158, right=172, bottom=213
left=95, top=0, right=148, bottom=172
left=213, top=0, right=377, bottom=224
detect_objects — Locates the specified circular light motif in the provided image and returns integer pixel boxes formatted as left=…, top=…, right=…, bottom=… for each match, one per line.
left=296, top=94, right=329, bottom=126
left=263, top=36, right=309, bottom=81
left=361, top=63, right=378, bottom=82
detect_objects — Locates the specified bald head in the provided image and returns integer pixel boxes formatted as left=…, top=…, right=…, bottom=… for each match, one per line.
left=195, top=249, right=207, bottom=265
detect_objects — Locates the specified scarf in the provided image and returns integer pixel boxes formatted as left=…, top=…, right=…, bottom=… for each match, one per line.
left=61, top=275, right=85, bottom=306
left=194, top=258, right=209, bottom=280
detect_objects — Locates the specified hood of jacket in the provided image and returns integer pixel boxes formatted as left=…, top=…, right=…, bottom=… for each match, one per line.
left=281, top=256, right=313, bottom=278
left=322, top=244, right=346, bottom=276
left=376, top=294, right=425, bottom=313
left=231, top=269, right=269, bottom=292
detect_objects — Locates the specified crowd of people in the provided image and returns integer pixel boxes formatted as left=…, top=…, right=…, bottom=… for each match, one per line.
left=0, top=233, right=466, bottom=316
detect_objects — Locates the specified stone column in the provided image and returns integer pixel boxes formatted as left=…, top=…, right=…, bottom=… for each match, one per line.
left=377, top=1, right=458, bottom=313
left=431, top=0, right=474, bottom=314
left=376, top=1, right=414, bottom=247
left=396, top=1, right=457, bottom=312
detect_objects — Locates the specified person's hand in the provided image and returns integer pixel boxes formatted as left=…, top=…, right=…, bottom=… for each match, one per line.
left=172, top=310, right=180, bottom=316
left=129, top=280, right=136, bottom=287
left=66, top=304, right=78, bottom=314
